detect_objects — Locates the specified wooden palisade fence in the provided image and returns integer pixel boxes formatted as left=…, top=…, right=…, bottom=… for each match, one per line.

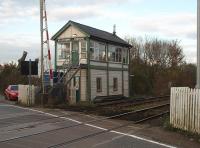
left=170, top=87, right=200, bottom=134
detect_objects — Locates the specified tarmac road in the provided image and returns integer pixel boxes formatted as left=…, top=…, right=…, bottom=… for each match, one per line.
left=0, top=95, right=175, bottom=148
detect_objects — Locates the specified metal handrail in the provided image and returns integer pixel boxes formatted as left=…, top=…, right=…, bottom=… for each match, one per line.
left=63, top=56, right=82, bottom=84
left=53, top=55, right=71, bottom=82
left=55, top=54, right=82, bottom=85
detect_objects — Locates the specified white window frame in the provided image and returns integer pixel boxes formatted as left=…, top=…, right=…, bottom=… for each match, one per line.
left=108, top=45, right=122, bottom=63
left=90, top=40, right=106, bottom=61
left=57, top=42, right=71, bottom=60
left=80, top=40, right=87, bottom=59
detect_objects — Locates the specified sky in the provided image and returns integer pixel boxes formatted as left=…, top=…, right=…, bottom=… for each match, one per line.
left=0, top=0, right=197, bottom=64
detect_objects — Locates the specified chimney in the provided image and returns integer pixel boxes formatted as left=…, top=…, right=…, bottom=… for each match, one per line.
left=113, top=24, right=116, bottom=35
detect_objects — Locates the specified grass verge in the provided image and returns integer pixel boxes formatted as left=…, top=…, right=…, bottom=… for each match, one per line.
left=163, top=115, right=200, bottom=143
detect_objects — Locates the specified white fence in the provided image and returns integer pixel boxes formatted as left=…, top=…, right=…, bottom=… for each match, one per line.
left=170, top=87, right=200, bottom=134
left=18, top=85, right=38, bottom=106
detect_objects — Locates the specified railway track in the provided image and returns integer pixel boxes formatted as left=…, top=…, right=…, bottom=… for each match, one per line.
left=0, top=102, right=170, bottom=144
left=49, top=113, right=170, bottom=148
left=0, top=95, right=170, bottom=135
left=95, top=95, right=170, bottom=107
left=48, top=103, right=170, bottom=148
left=119, top=103, right=169, bottom=122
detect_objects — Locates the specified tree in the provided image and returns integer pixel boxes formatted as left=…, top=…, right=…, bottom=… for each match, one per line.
left=126, top=36, right=194, bottom=96
left=0, top=62, right=40, bottom=93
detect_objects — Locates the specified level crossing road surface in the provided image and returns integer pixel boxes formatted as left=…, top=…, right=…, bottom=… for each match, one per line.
left=0, top=96, right=175, bottom=148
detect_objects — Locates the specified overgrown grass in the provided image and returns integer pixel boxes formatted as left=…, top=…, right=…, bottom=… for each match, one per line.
left=163, top=115, right=200, bottom=143
left=45, top=101, right=96, bottom=112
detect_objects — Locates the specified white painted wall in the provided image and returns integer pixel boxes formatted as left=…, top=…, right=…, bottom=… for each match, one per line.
left=123, top=71, right=129, bottom=97
left=109, top=71, right=122, bottom=95
left=123, top=64, right=128, bottom=69
left=90, top=69, right=128, bottom=100
left=91, top=69, right=107, bottom=100
left=109, top=63, right=122, bottom=68
left=67, top=69, right=87, bottom=103
left=58, top=25, right=86, bottom=39
left=80, top=69, right=87, bottom=101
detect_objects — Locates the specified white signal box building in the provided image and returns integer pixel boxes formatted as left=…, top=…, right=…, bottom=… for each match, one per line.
left=51, top=21, right=132, bottom=103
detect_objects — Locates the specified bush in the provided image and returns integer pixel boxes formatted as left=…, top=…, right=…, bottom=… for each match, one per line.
left=0, top=62, right=40, bottom=93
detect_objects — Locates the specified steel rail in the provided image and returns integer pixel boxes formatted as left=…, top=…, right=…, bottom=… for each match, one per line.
left=0, top=96, right=169, bottom=130
left=96, top=95, right=170, bottom=107
left=0, top=96, right=168, bottom=131
left=112, top=97, right=170, bottom=108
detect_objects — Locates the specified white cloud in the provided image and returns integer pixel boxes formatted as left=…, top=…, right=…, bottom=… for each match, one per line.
left=130, top=12, right=197, bottom=63
left=49, top=0, right=131, bottom=6
left=48, top=5, right=102, bottom=21
left=0, top=0, right=197, bottom=64
left=0, top=0, right=38, bottom=25
left=131, top=12, right=196, bottom=40
left=0, top=0, right=135, bottom=24
left=0, top=33, right=39, bottom=63
left=182, top=41, right=197, bottom=63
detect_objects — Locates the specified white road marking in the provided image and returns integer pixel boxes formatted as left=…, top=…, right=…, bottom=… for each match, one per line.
left=111, top=131, right=176, bottom=148
left=59, top=117, right=82, bottom=124
left=1, top=104, right=176, bottom=148
left=92, top=131, right=134, bottom=147
left=0, top=104, right=17, bottom=107
left=85, top=124, right=107, bottom=131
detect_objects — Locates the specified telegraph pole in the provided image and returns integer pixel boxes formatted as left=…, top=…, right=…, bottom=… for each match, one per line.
left=40, top=0, right=45, bottom=94
left=197, top=0, right=200, bottom=88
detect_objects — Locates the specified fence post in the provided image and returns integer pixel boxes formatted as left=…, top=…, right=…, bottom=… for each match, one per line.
left=198, top=89, right=200, bottom=134
left=170, top=87, right=173, bottom=125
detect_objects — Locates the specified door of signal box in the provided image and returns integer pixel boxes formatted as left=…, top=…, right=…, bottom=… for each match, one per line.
left=72, top=41, right=79, bottom=66
left=74, top=76, right=80, bottom=103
